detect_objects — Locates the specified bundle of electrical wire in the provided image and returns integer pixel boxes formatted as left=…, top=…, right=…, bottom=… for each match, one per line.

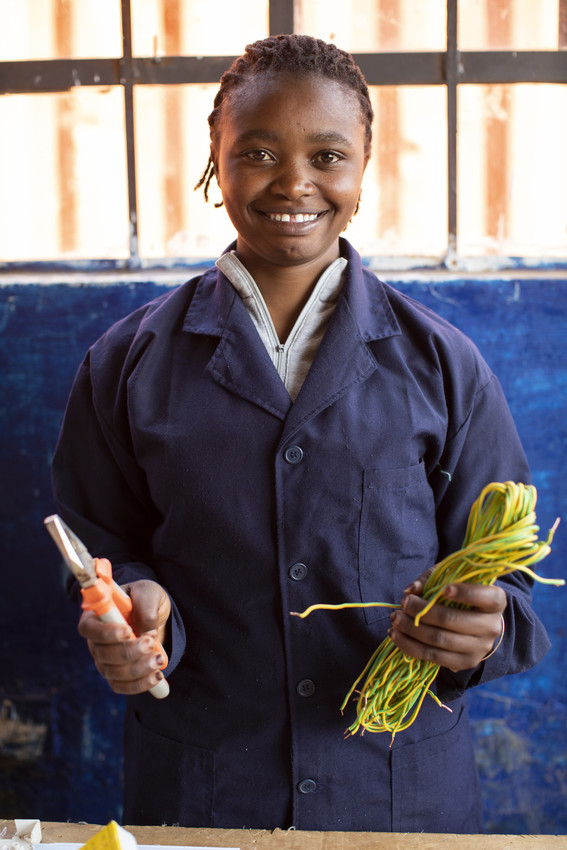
left=291, top=481, right=563, bottom=742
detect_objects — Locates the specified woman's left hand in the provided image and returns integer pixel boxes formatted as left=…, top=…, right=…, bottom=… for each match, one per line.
left=388, top=569, right=507, bottom=672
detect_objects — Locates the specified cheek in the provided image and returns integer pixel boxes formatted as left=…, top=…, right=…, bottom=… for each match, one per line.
left=222, top=170, right=265, bottom=204
left=219, top=179, right=259, bottom=230
left=329, top=166, right=365, bottom=200
left=332, top=178, right=363, bottom=211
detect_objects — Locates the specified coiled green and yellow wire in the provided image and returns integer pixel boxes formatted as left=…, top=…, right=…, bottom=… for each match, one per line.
left=291, top=481, right=563, bottom=742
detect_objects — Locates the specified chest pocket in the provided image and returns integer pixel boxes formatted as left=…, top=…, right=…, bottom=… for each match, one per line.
left=358, top=461, right=438, bottom=624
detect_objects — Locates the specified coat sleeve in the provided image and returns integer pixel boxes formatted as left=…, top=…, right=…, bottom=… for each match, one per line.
left=430, top=370, right=551, bottom=701
left=52, top=347, right=187, bottom=676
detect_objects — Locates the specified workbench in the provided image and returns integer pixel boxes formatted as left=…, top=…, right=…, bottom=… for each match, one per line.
left=2, top=820, right=566, bottom=850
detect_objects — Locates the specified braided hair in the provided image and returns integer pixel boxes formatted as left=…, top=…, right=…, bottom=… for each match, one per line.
left=195, top=34, right=374, bottom=205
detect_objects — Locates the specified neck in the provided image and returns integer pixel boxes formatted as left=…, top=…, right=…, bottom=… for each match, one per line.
left=262, top=268, right=320, bottom=342
left=235, top=246, right=340, bottom=342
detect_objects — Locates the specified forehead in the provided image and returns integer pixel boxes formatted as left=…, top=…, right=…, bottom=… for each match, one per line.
left=218, top=73, right=367, bottom=146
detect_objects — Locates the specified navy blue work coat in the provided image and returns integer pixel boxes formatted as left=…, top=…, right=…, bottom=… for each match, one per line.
left=53, top=239, right=550, bottom=833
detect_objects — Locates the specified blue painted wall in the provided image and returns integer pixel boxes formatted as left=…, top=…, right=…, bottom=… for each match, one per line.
left=0, top=272, right=565, bottom=832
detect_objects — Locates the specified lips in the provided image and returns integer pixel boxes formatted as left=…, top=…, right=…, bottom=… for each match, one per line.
left=260, top=210, right=325, bottom=224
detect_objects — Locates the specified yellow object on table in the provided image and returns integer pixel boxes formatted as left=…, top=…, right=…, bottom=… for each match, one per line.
left=79, top=822, right=137, bottom=850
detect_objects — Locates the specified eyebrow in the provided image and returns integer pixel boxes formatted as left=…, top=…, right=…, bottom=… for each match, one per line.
left=235, top=129, right=355, bottom=147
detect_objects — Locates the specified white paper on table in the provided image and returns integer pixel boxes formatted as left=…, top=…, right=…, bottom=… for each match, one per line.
left=16, top=823, right=42, bottom=845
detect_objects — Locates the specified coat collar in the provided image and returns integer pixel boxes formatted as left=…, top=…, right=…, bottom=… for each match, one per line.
left=181, top=239, right=401, bottom=425
left=338, top=238, right=401, bottom=342
left=183, top=239, right=400, bottom=342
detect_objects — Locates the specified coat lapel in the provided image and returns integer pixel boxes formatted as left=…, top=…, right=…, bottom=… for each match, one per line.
left=182, top=267, right=292, bottom=420
left=282, top=242, right=402, bottom=440
left=181, top=242, right=401, bottom=430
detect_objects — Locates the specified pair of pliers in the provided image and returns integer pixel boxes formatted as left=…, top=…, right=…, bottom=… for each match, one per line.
left=44, top=514, right=169, bottom=699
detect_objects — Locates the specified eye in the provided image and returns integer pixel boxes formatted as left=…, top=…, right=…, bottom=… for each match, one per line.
left=313, top=150, right=344, bottom=166
left=243, top=149, right=274, bottom=162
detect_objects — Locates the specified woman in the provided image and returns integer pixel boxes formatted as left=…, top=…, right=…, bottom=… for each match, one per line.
left=52, top=34, right=549, bottom=832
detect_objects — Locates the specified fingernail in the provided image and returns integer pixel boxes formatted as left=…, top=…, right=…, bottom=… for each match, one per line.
left=154, top=654, right=165, bottom=669
left=154, top=671, right=164, bottom=682
left=404, top=582, right=416, bottom=595
left=444, top=584, right=457, bottom=598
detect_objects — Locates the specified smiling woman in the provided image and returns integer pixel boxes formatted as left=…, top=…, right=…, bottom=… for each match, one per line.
left=0, top=1, right=566, bottom=840
left=210, top=75, right=369, bottom=338
left=190, top=34, right=374, bottom=337
left=49, top=31, right=553, bottom=835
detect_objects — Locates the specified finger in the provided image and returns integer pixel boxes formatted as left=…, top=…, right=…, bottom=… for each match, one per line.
left=401, top=593, right=503, bottom=638
left=403, top=566, right=436, bottom=598
left=88, top=631, right=159, bottom=666
left=388, top=623, right=486, bottom=672
left=78, top=593, right=169, bottom=696
left=78, top=609, right=134, bottom=643
left=443, top=582, right=507, bottom=614
left=390, top=602, right=503, bottom=671
left=88, top=630, right=168, bottom=696
left=123, top=580, right=171, bottom=637
left=94, top=644, right=167, bottom=691
left=97, top=664, right=167, bottom=696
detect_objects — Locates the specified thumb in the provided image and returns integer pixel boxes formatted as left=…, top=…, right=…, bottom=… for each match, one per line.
left=122, top=579, right=171, bottom=644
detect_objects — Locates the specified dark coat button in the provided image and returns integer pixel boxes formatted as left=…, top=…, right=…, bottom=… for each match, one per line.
left=296, top=679, right=316, bottom=697
left=298, top=778, right=317, bottom=794
left=289, top=562, right=308, bottom=581
left=284, top=445, right=303, bottom=464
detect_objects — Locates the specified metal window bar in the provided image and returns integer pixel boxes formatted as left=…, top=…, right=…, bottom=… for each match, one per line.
left=121, top=0, right=139, bottom=261
left=446, top=0, right=458, bottom=268
left=1, top=0, right=567, bottom=272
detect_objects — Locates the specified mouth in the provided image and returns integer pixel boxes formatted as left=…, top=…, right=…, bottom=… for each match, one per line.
left=259, top=210, right=327, bottom=224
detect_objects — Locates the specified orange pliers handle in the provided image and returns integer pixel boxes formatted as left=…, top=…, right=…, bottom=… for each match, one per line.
left=44, top=514, right=169, bottom=699
left=79, top=557, right=134, bottom=621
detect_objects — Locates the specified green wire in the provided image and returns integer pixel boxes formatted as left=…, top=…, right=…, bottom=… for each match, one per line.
left=293, top=481, right=563, bottom=743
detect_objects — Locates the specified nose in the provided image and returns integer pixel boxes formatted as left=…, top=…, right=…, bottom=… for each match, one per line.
left=270, top=158, right=315, bottom=200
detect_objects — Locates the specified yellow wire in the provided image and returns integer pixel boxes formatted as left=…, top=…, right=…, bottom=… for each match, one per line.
left=290, top=601, right=401, bottom=619
left=292, top=481, right=563, bottom=742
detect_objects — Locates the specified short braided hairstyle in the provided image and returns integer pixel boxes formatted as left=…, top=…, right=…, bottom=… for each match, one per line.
left=195, top=34, right=374, bottom=205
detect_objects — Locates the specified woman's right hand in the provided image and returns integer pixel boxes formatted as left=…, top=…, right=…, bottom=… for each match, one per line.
left=78, top=578, right=171, bottom=695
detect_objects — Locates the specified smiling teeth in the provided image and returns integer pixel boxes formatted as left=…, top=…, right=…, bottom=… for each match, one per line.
left=268, top=213, right=319, bottom=223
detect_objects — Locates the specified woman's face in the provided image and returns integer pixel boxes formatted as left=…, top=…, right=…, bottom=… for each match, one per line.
left=211, top=73, right=370, bottom=281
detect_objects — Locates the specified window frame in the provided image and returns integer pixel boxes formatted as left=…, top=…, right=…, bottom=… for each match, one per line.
left=1, top=0, right=566, bottom=273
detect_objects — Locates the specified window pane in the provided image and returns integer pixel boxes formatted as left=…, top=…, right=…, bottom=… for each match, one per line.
left=0, top=0, right=122, bottom=60
left=294, top=0, right=446, bottom=52
left=0, top=88, right=129, bottom=260
left=134, top=84, right=236, bottom=258
left=131, top=0, right=269, bottom=57
left=458, top=0, right=564, bottom=50
left=349, top=86, right=447, bottom=258
left=458, top=84, right=567, bottom=256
